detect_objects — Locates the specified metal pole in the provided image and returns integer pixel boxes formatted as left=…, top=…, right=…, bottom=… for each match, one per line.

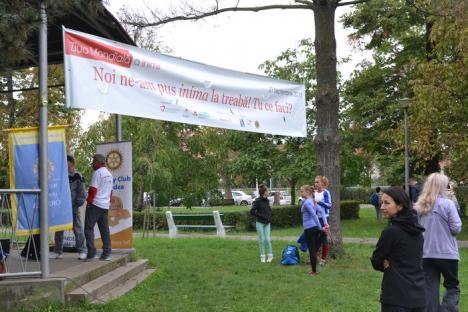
left=39, top=0, right=49, bottom=278
left=116, top=114, right=122, bottom=141
left=403, top=104, right=410, bottom=196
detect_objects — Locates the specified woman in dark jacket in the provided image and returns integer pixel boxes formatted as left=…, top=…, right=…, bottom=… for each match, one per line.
left=250, top=184, right=273, bottom=263
left=371, top=186, right=426, bottom=312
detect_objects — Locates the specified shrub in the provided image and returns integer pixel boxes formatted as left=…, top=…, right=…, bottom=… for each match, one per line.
left=340, top=200, right=360, bottom=219
left=341, top=187, right=373, bottom=203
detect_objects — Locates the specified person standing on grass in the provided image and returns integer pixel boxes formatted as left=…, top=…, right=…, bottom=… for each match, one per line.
left=314, top=175, right=332, bottom=266
left=250, top=184, right=273, bottom=263
left=415, top=173, right=462, bottom=312
left=300, top=184, right=328, bottom=276
left=370, top=187, right=383, bottom=221
left=84, top=154, right=113, bottom=261
left=371, top=186, right=426, bottom=312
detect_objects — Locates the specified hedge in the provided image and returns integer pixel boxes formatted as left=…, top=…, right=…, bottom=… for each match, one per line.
left=133, top=202, right=361, bottom=230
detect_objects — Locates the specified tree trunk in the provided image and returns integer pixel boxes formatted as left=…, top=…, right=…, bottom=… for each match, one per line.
left=6, top=72, right=16, bottom=128
left=313, top=1, right=343, bottom=256
left=289, top=176, right=297, bottom=205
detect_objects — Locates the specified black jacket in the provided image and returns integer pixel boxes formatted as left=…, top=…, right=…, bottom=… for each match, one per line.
left=250, top=197, right=272, bottom=224
left=371, top=213, right=426, bottom=308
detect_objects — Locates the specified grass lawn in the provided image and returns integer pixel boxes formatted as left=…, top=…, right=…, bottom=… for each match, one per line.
left=29, top=238, right=468, bottom=312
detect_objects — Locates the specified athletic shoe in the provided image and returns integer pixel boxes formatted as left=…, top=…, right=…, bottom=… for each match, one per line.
left=260, top=255, right=266, bottom=263
left=266, top=254, right=274, bottom=263
left=78, top=252, right=87, bottom=260
left=99, top=255, right=112, bottom=261
left=319, top=259, right=327, bottom=266
left=307, top=271, right=319, bottom=276
left=49, top=253, right=63, bottom=259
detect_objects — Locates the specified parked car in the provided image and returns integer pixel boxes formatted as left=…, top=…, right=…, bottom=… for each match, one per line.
left=268, top=191, right=292, bottom=205
left=223, top=191, right=253, bottom=206
left=169, top=198, right=183, bottom=207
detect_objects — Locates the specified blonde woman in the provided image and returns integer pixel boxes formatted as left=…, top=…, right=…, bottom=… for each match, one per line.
left=415, top=173, right=462, bottom=312
left=314, top=176, right=332, bottom=265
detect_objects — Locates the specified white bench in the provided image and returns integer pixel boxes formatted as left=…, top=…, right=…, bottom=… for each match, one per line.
left=165, top=211, right=233, bottom=238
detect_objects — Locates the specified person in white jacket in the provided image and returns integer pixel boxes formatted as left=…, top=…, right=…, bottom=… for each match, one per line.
left=415, top=173, right=462, bottom=312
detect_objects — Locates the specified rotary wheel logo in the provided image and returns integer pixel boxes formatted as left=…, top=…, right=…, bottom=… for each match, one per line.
left=106, top=150, right=123, bottom=171
left=33, top=159, right=55, bottom=180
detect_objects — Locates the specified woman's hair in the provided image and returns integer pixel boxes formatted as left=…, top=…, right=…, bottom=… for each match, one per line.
left=315, top=176, right=329, bottom=188
left=258, top=184, right=268, bottom=197
left=415, top=173, right=449, bottom=215
left=382, top=186, right=413, bottom=216
left=300, top=184, right=314, bottom=197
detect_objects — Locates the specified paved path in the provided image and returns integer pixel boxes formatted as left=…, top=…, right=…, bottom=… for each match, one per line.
left=136, top=232, right=468, bottom=248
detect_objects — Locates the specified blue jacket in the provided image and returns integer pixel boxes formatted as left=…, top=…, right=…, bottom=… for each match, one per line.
left=301, top=198, right=326, bottom=230
left=315, top=189, right=332, bottom=217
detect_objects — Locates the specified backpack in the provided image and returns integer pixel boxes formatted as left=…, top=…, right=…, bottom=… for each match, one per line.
left=370, top=193, right=379, bottom=206
left=281, top=245, right=300, bottom=265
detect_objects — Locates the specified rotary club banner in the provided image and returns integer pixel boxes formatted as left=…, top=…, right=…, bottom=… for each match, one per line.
left=8, top=126, right=72, bottom=235
left=94, top=142, right=133, bottom=250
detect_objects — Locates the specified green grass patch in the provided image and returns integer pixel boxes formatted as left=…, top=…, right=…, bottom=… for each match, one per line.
left=28, top=237, right=468, bottom=312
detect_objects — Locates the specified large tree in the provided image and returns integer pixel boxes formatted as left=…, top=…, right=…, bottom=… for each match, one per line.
left=122, top=0, right=367, bottom=255
left=342, top=0, right=467, bottom=183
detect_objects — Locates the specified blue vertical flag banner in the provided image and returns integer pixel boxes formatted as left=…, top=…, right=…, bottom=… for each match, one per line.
left=8, top=126, right=73, bottom=235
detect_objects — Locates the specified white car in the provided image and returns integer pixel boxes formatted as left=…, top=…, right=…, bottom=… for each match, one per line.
left=268, top=191, right=292, bottom=205
left=230, top=191, right=253, bottom=206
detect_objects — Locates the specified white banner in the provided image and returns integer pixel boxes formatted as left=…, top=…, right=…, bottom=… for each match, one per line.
left=63, top=27, right=306, bottom=137
left=96, top=142, right=133, bottom=250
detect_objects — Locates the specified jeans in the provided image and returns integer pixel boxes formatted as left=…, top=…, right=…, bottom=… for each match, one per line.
left=423, top=258, right=459, bottom=312
left=255, top=222, right=272, bottom=256
left=84, top=204, right=111, bottom=258
left=54, top=206, right=86, bottom=254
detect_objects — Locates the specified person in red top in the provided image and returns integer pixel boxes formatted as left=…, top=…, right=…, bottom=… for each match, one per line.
left=84, top=154, right=113, bottom=261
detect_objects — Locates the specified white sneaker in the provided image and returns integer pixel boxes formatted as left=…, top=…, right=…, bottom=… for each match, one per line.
left=260, top=255, right=266, bottom=263
left=49, top=253, right=63, bottom=259
left=78, top=252, right=87, bottom=260
left=266, top=254, right=274, bottom=263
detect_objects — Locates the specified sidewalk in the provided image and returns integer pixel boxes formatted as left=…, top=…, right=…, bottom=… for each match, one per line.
left=135, top=232, right=468, bottom=248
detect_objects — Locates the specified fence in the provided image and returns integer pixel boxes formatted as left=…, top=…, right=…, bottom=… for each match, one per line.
left=0, top=189, right=43, bottom=278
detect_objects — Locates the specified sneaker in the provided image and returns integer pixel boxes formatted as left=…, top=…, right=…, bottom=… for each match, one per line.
left=260, top=255, right=266, bottom=263
left=307, top=271, right=319, bottom=276
left=319, top=259, right=327, bottom=266
left=49, top=253, right=63, bottom=259
left=99, top=255, right=112, bottom=261
left=78, top=252, right=87, bottom=260
left=266, top=254, right=274, bottom=263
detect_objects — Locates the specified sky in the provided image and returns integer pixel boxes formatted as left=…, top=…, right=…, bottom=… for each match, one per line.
left=81, top=0, right=368, bottom=128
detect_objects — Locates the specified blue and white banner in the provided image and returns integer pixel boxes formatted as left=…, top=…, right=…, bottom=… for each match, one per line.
left=8, top=126, right=73, bottom=235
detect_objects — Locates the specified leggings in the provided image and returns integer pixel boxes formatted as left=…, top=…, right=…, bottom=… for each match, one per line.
left=256, top=222, right=272, bottom=256
left=304, top=227, right=320, bottom=272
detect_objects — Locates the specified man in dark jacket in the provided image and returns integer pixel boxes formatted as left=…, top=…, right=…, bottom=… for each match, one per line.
left=371, top=187, right=426, bottom=312
left=51, top=155, right=87, bottom=259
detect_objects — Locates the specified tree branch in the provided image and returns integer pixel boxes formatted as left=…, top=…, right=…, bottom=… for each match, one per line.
left=124, top=4, right=313, bottom=28
left=337, top=0, right=368, bottom=6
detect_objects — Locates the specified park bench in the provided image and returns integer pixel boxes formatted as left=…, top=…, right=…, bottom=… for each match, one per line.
left=165, top=211, right=234, bottom=238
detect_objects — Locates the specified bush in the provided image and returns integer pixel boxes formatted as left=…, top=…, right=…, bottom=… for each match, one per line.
left=341, top=187, right=373, bottom=203
left=132, top=203, right=361, bottom=231
left=340, top=200, right=360, bottom=219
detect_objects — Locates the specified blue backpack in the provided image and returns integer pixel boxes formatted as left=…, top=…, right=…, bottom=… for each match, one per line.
left=281, top=245, right=300, bottom=265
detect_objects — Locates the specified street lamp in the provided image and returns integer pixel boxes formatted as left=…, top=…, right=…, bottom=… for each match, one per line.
left=400, top=98, right=410, bottom=196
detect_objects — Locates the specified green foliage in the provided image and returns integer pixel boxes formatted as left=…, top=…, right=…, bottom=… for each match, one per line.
left=340, top=200, right=361, bottom=219
left=342, top=0, right=467, bottom=183
left=341, top=187, right=373, bottom=203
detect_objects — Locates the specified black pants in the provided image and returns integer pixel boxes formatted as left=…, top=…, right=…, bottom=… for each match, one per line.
left=423, top=258, right=459, bottom=312
left=304, top=227, right=320, bottom=272
left=381, top=304, right=426, bottom=312
left=20, top=234, right=40, bottom=260
left=84, top=204, right=111, bottom=258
